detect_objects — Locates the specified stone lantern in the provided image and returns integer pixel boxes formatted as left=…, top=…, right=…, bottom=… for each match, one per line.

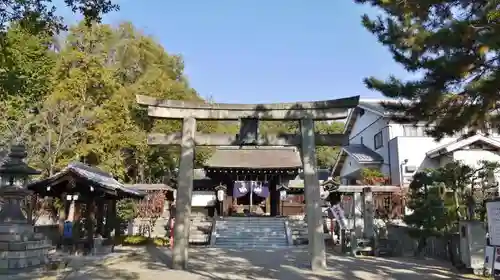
left=0, top=144, right=51, bottom=270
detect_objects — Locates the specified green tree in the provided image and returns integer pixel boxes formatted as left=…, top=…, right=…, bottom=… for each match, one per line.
left=315, top=121, right=343, bottom=168
left=433, top=161, right=475, bottom=221
left=48, top=21, right=210, bottom=183
left=259, top=120, right=343, bottom=168
left=0, top=25, right=56, bottom=150
left=0, top=24, right=55, bottom=103
left=117, top=199, right=138, bottom=222
left=0, top=0, right=118, bottom=36
left=404, top=170, right=449, bottom=255
left=355, top=0, right=500, bottom=139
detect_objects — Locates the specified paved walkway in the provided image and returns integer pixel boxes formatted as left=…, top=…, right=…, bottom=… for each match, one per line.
left=64, top=246, right=482, bottom=280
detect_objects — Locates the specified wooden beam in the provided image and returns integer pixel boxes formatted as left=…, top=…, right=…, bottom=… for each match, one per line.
left=147, top=133, right=348, bottom=146
left=147, top=106, right=352, bottom=120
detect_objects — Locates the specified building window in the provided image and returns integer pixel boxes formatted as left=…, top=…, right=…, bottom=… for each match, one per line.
left=403, top=125, right=426, bottom=136
left=403, top=124, right=439, bottom=137
left=374, top=131, right=383, bottom=149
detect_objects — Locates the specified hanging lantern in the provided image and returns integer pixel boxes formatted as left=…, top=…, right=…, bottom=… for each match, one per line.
left=278, top=185, right=289, bottom=201
left=215, top=184, right=227, bottom=201
left=280, top=189, right=288, bottom=201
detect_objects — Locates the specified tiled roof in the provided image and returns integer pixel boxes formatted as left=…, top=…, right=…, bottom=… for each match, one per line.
left=343, top=144, right=383, bottom=163
left=124, top=184, right=172, bottom=191
left=204, top=146, right=302, bottom=169
left=28, top=162, right=145, bottom=199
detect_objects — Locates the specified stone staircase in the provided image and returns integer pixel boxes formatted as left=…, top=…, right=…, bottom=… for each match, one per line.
left=287, top=215, right=332, bottom=245
left=189, top=214, right=213, bottom=245
left=212, top=217, right=290, bottom=248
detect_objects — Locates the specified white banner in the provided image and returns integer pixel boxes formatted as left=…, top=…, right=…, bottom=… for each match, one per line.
left=329, top=204, right=347, bottom=229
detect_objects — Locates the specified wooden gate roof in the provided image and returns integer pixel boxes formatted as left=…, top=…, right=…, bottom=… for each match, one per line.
left=204, top=146, right=302, bottom=169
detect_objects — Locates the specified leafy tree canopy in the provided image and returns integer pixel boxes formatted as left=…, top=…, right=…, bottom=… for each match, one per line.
left=0, top=0, right=118, bottom=36
left=355, top=0, right=500, bottom=139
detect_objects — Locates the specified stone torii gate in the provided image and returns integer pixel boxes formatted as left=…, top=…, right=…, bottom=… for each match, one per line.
left=136, top=95, right=359, bottom=271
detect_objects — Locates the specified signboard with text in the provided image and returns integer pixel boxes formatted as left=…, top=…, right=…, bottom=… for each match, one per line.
left=486, top=200, right=500, bottom=246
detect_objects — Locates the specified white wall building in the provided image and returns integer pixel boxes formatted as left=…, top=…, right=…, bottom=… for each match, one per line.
left=332, top=100, right=500, bottom=186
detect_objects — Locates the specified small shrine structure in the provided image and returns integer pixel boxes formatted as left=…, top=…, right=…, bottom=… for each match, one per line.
left=28, top=162, right=145, bottom=253
left=203, top=146, right=301, bottom=216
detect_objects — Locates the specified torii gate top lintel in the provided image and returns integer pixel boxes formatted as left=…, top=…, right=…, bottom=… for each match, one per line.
left=136, top=94, right=360, bottom=121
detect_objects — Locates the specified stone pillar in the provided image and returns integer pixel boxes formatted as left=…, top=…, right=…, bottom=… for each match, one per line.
left=362, top=187, right=374, bottom=239
left=353, top=192, right=363, bottom=237
left=173, top=117, right=195, bottom=270
left=300, top=118, right=327, bottom=271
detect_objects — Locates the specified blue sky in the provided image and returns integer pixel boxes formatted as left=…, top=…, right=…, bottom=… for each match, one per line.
left=57, top=0, right=411, bottom=103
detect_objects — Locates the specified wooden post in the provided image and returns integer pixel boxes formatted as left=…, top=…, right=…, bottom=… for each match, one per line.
left=104, top=200, right=112, bottom=238
left=57, top=193, right=68, bottom=249
left=85, top=197, right=95, bottom=253
left=265, top=194, right=271, bottom=216
left=96, top=200, right=104, bottom=236
left=110, top=199, right=119, bottom=250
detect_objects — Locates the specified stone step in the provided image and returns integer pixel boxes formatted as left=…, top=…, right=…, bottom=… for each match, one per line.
left=216, top=232, right=284, bottom=236
left=215, top=232, right=286, bottom=236
left=215, top=225, right=284, bottom=228
left=213, top=244, right=288, bottom=249
left=216, top=228, right=285, bottom=232
left=213, top=218, right=289, bottom=248
left=215, top=236, right=287, bottom=240
left=216, top=225, right=285, bottom=228
left=215, top=241, right=287, bottom=245
left=214, top=240, right=288, bottom=245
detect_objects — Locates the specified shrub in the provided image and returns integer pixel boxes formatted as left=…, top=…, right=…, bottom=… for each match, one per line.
left=120, top=235, right=170, bottom=247
left=122, top=235, right=148, bottom=245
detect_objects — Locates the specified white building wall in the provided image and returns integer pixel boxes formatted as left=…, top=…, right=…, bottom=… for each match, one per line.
left=340, top=105, right=500, bottom=185
left=388, top=122, right=404, bottom=139
left=453, top=150, right=500, bottom=168
left=346, top=110, right=391, bottom=177
left=393, top=137, right=456, bottom=185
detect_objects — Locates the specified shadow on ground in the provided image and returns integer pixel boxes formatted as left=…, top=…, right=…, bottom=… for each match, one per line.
left=44, top=245, right=483, bottom=280
left=152, top=246, right=480, bottom=280
left=64, top=246, right=172, bottom=280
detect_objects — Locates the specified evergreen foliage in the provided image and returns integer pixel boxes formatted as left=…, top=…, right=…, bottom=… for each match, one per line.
left=355, top=0, right=500, bottom=139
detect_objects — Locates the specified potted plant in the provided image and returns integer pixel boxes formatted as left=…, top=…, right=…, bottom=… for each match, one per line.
left=360, top=168, right=389, bottom=185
